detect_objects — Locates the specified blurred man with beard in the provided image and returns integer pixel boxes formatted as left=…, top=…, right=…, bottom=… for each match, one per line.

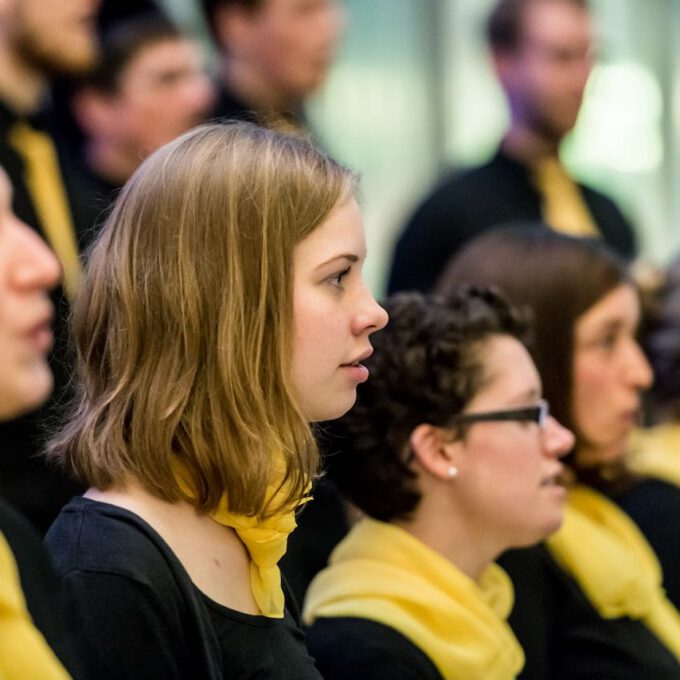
left=202, top=0, right=344, bottom=131
left=388, top=0, right=637, bottom=294
left=0, top=0, right=100, bottom=533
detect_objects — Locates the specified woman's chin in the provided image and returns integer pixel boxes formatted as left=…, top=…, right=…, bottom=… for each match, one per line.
left=307, top=391, right=358, bottom=423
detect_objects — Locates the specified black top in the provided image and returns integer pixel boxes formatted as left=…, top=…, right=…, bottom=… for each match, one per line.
left=280, top=477, right=350, bottom=606
left=211, top=82, right=307, bottom=131
left=0, top=98, right=85, bottom=533
left=614, top=477, right=680, bottom=611
left=498, top=544, right=680, bottom=680
left=44, top=496, right=323, bottom=680
left=387, top=149, right=637, bottom=293
left=62, top=153, right=120, bottom=241
left=0, top=498, right=78, bottom=673
left=306, top=616, right=443, bottom=680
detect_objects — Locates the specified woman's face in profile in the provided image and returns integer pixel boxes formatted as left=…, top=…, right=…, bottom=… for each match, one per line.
left=452, top=334, right=574, bottom=549
left=291, top=198, right=388, bottom=422
left=572, top=283, right=653, bottom=467
left=0, top=169, right=60, bottom=420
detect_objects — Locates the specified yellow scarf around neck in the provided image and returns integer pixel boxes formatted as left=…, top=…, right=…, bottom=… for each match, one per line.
left=0, top=532, right=71, bottom=680
left=303, top=518, right=524, bottom=680
left=546, top=485, right=680, bottom=660
left=628, top=425, right=680, bottom=489
left=174, top=461, right=307, bottom=619
left=9, top=122, right=81, bottom=299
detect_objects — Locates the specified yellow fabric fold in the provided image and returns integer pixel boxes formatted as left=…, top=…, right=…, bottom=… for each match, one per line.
left=546, top=485, right=680, bottom=660
left=628, top=425, right=680, bottom=489
left=532, top=157, right=600, bottom=238
left=0, top=532, right=71, bottom=680
left=173, top=461, right=306, bottom=618
left=303, top=518, right=524, bottom=680
left=9, top=121, right=80, bottom=299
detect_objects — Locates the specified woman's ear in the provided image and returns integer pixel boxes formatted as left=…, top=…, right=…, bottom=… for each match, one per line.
left=409, top=424, right=460, bottom=481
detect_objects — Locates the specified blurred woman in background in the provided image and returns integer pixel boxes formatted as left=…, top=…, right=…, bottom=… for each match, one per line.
left=439, top=225, right=680, bottom=679
left=629, top=252, right=680, bottom=489
left=0, top=166, right=72, bottom=679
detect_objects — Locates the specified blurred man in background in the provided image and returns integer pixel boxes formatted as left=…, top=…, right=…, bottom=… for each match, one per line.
left=388, top=0, right=636, bottom=293
left=70, top=13, right=215, bottom=230
left=202, top=0, right=344, bottom=130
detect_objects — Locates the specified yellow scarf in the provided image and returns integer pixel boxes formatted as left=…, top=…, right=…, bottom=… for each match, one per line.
left=532, top=156, right=600, bottom=238
left=0, top=532, right=71, bottom=680
left=628, top=425, right=680, bottom=489
left=303, top=518, right=524, bottom=680
left=173, top=461, right=305, bottom=619
left=546, top=485, right=680, bottom=660
left=9, top=122, right=80, bottom=299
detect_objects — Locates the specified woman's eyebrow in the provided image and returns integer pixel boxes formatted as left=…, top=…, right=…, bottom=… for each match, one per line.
left=314, top=252, right=363, bottom=271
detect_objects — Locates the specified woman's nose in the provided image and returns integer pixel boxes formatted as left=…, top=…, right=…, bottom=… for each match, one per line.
left=543, top=415, right=575, bottom=459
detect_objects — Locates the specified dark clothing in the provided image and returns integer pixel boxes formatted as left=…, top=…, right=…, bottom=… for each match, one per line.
left=499, top=544, right=680, bottom=680
left=306, top=616, right=443, bottom=680
left=212, top=85, right=261, bottom=124
left=0, top=99, right=85, bottom=533
left=45, top=496, right=323, bottom=680
left=0, top=498, right=77, bottom=673
left=387, top=150, right=637, bottom=293
left=62, top=154, right=120, bottom=242
left=615, top=477, right=680, bottom=611
left=211, top=82, right=306, bottom=131
left=281, top=478, right=350, bottom=606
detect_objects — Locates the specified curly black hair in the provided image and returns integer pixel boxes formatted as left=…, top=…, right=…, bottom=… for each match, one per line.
left=321, top=287, right=528, bottom=522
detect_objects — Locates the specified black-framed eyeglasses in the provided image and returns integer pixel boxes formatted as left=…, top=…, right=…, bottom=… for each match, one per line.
left=451, top=399, right=549, bottom=430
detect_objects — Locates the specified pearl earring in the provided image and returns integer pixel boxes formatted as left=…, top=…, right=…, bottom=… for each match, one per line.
left=447, top=465, right=458, bottom=479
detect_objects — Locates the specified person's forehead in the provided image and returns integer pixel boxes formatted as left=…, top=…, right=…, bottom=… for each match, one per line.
left=128, top=38, right=197, bottom=70
left=519, top=0, right=592, bottom=44
left=256, top=0, right=328, bottom=19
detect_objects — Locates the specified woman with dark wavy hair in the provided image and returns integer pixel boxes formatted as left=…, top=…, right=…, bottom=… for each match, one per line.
left=439, top=224, right=680, bottom=679
left=303, top=288, right=574, bottom=680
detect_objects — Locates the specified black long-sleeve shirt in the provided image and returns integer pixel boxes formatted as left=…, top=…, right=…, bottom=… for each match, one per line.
left=45, top=496, right=322, bottom=680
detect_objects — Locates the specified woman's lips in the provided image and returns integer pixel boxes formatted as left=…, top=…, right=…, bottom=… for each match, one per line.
left=341, top=363, right=369, bottom=383
left=621, top=409, right=642, bottom=429
left=26, top=320, right=54, bottom=355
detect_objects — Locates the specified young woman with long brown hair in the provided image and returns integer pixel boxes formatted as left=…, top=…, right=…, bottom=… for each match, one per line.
left=44, top=122, right=387, bottom=679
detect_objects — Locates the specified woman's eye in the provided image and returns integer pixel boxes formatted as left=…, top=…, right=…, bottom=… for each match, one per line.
left=328, top=266, right=351, bottom=288
left=597, top=333, right=618, bottom=351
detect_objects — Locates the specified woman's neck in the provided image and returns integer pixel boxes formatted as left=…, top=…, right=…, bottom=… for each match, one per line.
left=84, top=482, right=260, bottom=614
left=392, top=496, right=500, bottom=583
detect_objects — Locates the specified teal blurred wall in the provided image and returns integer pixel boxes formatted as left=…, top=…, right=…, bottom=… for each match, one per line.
left=161, top=0, right=680, bottom=294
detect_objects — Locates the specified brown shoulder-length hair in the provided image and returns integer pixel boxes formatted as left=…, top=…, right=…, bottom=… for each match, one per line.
left=437, top=224, right=631, bottom=478
left=49, top=121, right=357, bottom=518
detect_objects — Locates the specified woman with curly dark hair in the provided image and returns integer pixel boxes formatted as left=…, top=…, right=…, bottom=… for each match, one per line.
left=303, top=288, right=574, bottom=680
left=438, top=224, right=680, bottom=679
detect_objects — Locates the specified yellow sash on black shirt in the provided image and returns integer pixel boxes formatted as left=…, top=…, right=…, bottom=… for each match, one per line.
left=304, top=518, right=524, bottom=680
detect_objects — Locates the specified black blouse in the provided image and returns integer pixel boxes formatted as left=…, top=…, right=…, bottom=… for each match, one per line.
left=44, top=496, right=322, bottom=680
left=499, top=544, right=680, bottom=680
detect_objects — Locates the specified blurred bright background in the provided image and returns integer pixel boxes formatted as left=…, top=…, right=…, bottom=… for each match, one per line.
left=161, top=0, right=680, bottom=295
